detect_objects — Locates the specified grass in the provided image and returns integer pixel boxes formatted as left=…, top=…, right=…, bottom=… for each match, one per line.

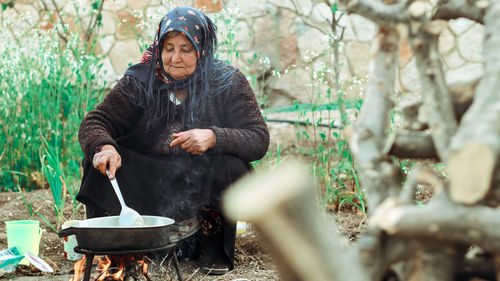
left=248, top=0, right=368, bottom=214
left=0, top=5, right=105, bottom=228
left=0, top=12, right=105, bottom=190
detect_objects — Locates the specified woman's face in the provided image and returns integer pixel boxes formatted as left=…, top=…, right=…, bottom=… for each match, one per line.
left=161, top=34, right=197, bottom=80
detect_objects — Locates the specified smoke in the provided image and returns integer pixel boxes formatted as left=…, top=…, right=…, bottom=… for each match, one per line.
left=78, top=145, right=249, bottom=222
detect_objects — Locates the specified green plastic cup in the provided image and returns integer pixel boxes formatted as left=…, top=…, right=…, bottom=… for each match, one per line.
left=5, top=220, right=42, bottom=265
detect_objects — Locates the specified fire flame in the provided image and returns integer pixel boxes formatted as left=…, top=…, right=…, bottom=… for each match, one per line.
left=69, top=255, right=148, bottom=281
left=141, top=260, right=149, bottom=275
left=70, top=256, right=86, bottom=281
left=96, top=256, right=124, bottom=281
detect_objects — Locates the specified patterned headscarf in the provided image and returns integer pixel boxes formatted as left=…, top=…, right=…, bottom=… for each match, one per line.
left=123, top=7, right=234, bottom=131
left=138, top=7, right=217, bottom=85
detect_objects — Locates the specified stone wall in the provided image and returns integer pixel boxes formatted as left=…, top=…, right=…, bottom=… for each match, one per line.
left=1, top=0, right=484, bottom=108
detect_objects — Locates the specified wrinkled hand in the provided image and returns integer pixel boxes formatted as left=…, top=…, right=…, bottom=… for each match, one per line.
left=92, top=144, right=122, bottom=179
left=170, top=129, right=216, bottom=155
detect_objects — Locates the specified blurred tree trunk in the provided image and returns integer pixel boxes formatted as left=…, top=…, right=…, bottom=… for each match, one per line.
left=224, top=0, right=500, bottom=280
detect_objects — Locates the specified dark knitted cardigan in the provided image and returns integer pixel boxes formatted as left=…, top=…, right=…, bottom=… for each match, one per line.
left=78, top=68, right=269, bottom=163
left=77, top=66, right=269, bottom=221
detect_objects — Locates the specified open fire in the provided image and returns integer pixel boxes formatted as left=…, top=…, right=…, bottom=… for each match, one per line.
left=70, top=254, right=150, bottom=281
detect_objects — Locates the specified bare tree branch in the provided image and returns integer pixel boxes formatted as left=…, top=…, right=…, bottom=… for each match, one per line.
left=432, top=0, right=487, bottom=24
left=39, top=0, right=68, bottom=43
left=410, top=23, right=457, bottom=162
left=399, top=167, right=443, bottom=204
left=274, top=1, right=328, bottom=34
left=85, top=0, right=105, bottom=42
left=350, top=26, right=402, bottom=210
left=448, top=1, right=500, bottom=204
left=405, top=242, right=461, bottom=281
left=372, top=191, right=500, bottom=252
left=387, top=130, right=437, bottom=159
left=397, top=81, right=476, bottom=132
left=232, top=1, right=496, bottom=280
left=357, top=231, right=456, bottom=280
left=339, top=0, right=410, bottom=25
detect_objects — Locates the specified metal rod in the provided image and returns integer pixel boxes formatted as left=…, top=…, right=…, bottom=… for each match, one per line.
left=172, top=249, right=183, bottom=281
left=83, top=254, right=94, bottom=281
left=144, top=272, right=153, bottom=281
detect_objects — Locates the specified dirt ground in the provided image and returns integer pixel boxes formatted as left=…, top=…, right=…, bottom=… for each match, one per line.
left=0, top=189, right=366, bottom=281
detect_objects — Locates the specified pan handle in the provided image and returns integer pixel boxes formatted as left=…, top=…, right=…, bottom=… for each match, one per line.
left=58, top=227, right=76, bottom=238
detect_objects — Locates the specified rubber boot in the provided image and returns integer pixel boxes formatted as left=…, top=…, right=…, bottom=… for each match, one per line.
left=198, top=208, right=231, bottom=275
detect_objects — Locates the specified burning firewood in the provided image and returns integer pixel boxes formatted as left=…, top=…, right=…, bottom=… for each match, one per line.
left=70, top=254, right=151, bottom=281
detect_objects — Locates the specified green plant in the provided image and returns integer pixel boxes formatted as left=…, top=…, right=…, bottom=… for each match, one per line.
left=252, top=142, right=284, bottom=171
left=0, top=1, right=14, bottom=11
left=213, top=5, right=241, bottom=65
left=0, top=1, right=104, bottom=233
left=40, top=136, right=82, bottom=229
left=246, top=52, right=275, bottom=108
left=40, top=137, right=66, bottom=223
left=0, top=6, right=105, bottom=192
left=18, top=185, right=57, bottom=232
left=257, top=0, right=367, bottom=214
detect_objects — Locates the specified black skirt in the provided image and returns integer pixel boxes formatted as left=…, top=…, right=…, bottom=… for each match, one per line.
left=77, top=145, right=250, bottom=222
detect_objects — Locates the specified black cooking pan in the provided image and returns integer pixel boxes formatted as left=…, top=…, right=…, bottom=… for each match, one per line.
left=58, top=215, right=175, bottom=251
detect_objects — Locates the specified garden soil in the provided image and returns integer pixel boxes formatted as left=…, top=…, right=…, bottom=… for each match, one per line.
left=0, top=189, right=366, bottom=281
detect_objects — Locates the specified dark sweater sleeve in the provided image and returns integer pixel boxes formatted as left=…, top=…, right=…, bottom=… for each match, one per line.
left=209, top=70, right=270, bottom=163
left=78, top=77, right=142, bottom=159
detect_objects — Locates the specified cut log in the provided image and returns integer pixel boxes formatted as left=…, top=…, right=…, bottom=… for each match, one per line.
left=371, top=192, right=500, bottom=252
left=448, top=1, right=500, bottom=204
left=222, top=162, right=370, bottom=281
left=448, top=142, right=495, bottom=204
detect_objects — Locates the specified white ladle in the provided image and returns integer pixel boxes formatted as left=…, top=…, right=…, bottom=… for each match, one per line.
left=107, top=170, right=144, bottom=226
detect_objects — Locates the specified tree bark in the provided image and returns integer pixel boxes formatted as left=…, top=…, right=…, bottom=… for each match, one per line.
left=223, top=162, right=371, bottom=281
left=222, top=1, right=500, bottom=280
left=340, top=0, right=409, bottom=25
left=448, top=1, right=500, bottom=204
left=411, top=23, right=457, bottom=162
left=371, top=191, right=500, bottom=252
left=349, top=25, right=402, bottom=211
left=432, top=0, right=487, bottom=24
left=387, top=130, right=437, bottom=159
left=397, top=83, right=475, bottom=130
left=405, top=244, right=460, bottom=281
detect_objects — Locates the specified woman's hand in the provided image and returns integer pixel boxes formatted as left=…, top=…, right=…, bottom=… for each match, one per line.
left=170, top=129, right=216, bottom=154
left=92, top=144, right=122, bottom=179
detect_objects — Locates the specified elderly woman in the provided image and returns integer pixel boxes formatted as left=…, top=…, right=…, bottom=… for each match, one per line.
left=76, top=7, right=269, bottom=274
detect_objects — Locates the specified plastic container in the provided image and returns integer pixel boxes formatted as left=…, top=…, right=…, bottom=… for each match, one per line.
left=61, top=220, right=83, bottom=261
left=236, top=221, right=250, bottom=235
left=5, top=220, right=42, bottom=265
